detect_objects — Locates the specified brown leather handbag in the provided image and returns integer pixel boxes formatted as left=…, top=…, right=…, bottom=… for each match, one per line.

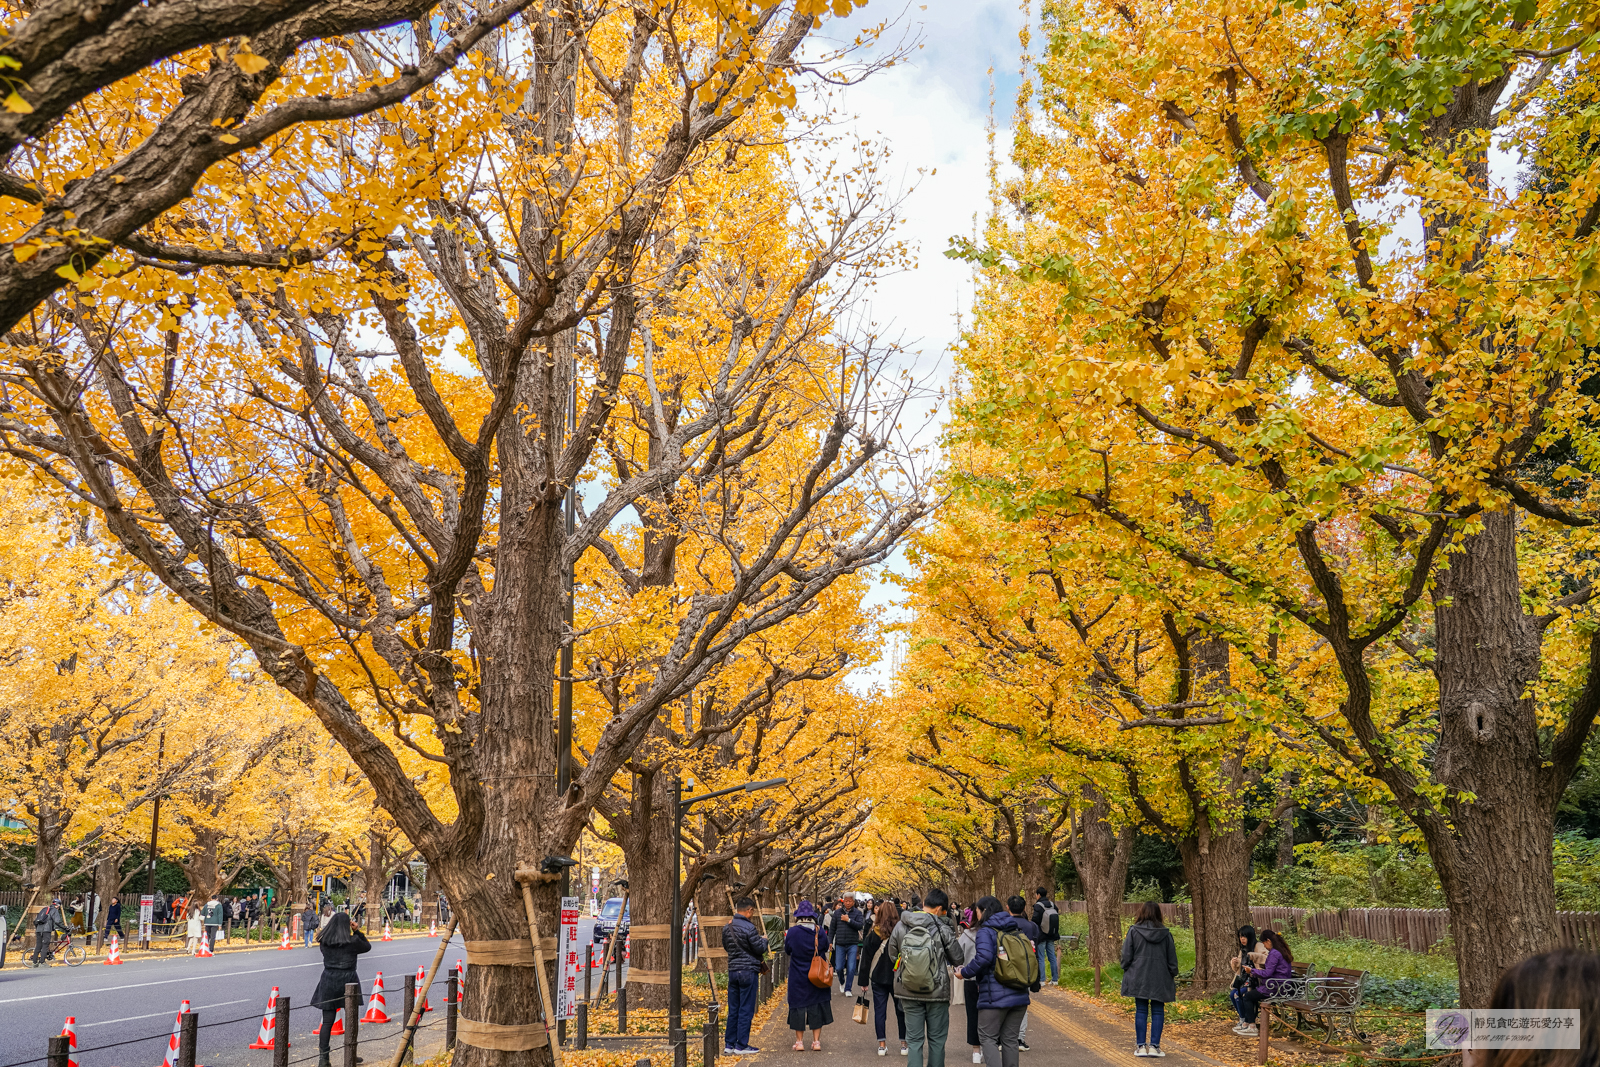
left=807, top=927, right=835, bottom=988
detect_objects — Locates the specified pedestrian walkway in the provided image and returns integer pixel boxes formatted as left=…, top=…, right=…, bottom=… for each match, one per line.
left=746, top=987, right=1226, bottom=1067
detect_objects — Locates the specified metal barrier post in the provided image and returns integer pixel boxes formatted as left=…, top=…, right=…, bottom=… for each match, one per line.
left=344, top=983, right=361, bottom=1067
left=618, top=985, right=628, bottom=1034
left=702, top=1002, right=719, bottom=1067
left=446, top=974, right=458, bottom=1051
left=48, top=1035, right=68, bottom=1067
left=403, top=974, right=417, bottom=1066
left=179, top=1010, right=199, bottom=1067
left=274, top=996, right=291, bottom=1067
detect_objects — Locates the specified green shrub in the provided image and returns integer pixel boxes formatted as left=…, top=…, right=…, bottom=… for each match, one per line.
left=1553, top=832, right=1600, bottom=910
left=1362, top=976, right=1459, bottom=1010
left=1250, top=842, right=1445, bottom=909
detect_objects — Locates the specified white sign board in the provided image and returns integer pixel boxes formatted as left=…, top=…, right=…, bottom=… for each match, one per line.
left=556, top=896, right=580, bottom=1020
left=139, top=894, right=153, bottom=941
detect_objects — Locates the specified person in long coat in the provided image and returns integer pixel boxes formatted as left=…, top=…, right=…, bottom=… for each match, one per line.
left=313, top=912, right=372, bottom=1067
left=1119, top=901, right=1179, bottom=1057
left=785, top=900, right=833, bottom=1050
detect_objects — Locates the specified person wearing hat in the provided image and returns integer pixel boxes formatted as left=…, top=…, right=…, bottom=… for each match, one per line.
left=785, top=901, right=834, bottom=1050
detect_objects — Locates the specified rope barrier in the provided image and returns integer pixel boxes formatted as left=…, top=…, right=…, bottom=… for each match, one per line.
left=1266, top=1007, right=1452, bottom=1063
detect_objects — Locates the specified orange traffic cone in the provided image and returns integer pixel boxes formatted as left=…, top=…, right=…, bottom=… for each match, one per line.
left=428, top=919, right=437, bottom=938
left=249, top=988, right=282, bottom=1050
left=278, top=925, right=293, bottom=950
left=103, top=934, right=123, bottom=965
left=313, top=1009, right=345, bottom=1037
left=381, top=922, right=392, bottom=942
left=416, top=966, right=433, bottom=1013
left=194, top=931, right=214, bottom=957
left=160, top=1002, right=191, bottom=1067
left=61, top=1017, right=80, bottom=1067
left=361, top=973, right=390, bottom=1023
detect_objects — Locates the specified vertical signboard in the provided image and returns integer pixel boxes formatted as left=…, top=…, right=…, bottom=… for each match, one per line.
left=556, top=896, right=580, bottom=1020
left=139, top=894, right=154, bottom=942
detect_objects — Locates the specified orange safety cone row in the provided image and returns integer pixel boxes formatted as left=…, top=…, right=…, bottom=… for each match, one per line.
left=194, top=931, right=214, bottom=958
left=381, top=922, right=392, bottom=942
left=249, top=988, right=282, bottom=1050
left=279, top=925, right=293, bottom=950
left=313, top=1008, right=345, bottom=1037
left=103, top=934, right=123, bottom=965
left=160, top=1002, right=191, bottom=1067
left=361, top=972, right=391, bottom=1024
left=61, top=1017, right=80, bottom=1067
left=416, top=965, right=433, bottom=1013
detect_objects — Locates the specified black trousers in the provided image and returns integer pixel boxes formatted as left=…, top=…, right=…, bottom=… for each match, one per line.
left=1238, top=988, right=1269, bottom=1024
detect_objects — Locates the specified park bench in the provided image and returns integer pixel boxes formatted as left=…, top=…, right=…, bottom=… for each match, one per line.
left=1268, top=965, right=1367, bottom=1044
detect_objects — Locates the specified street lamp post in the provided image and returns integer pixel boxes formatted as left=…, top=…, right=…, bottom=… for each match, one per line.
left=669, top=776, right=788, bottom=1067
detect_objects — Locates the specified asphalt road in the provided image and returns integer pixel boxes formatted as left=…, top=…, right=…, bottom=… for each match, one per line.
left=0, top=921, right=627, bottom=1067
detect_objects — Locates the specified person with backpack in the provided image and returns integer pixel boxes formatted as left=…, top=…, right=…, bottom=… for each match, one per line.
left=1119, top=902, right=1179, bottom=1057
left=1004, top=897, right=1041, bottom=1051
left=785, top=901, right=834, bottom=1050
left=831, top=896, right=866, bottom=996
left=861, top=901, right=907, bottom=1056
left=959, top=896, right=1037, bottom=1067
left=1029, top=889, right=1060, bottom=985
left=887, top=888, right=964, bottom=1067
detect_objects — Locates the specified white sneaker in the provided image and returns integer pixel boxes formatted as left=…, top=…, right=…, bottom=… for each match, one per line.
left=973, top=1052, right=983, bottom=1063
left=1135, top=1045, right=1151, bottom=1057
left=900, top=1047, right=908, bottom=1057
left=878, top=1047, right=888, bottom=1057
left=1148, top=1048, right=1166, bottom=1058
left=1238, top=1026, right=1259, bottom=1037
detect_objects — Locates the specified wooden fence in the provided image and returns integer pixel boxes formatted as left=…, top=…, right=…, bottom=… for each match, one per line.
left=1065, top=900, right=1600, bottom=953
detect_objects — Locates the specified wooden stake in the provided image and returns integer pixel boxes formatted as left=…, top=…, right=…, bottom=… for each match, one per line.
left=516, top=868, right=565, bottom=1067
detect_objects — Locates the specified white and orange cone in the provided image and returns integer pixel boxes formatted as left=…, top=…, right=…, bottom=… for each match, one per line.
left=416, top=965, right=433, bottom=1013
left=428, top=919, right=437, bottom=938
left=381, top=922, right=392, bottom=942
left=248, top=987, right=281, bottom=1050
left=194, top=931, right=214, bottom=957
left=278, top=925, right=293, bottom=950
left=313, top=1009, right=345, bottom=1036
left=361, top=973, right=390, bottom=1023
left=103, top=934, right=123, bottom=965
left=160, top=1002, right=191, bottom=1067
left=61, top=1017, right=80, bottom=1067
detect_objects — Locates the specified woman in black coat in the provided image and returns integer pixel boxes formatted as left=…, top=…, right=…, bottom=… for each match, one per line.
left=1119, top=902, right=1178, bottom=1058
left=313, top=912, right=372, bottom=1067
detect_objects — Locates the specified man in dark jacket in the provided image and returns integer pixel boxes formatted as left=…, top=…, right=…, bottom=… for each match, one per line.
left=105, top=896, right=124, bottom=941
left=829, top=896, right=865, bottom=995
left=960, top=897, right=1035, bottom=1067
left=721, top=897, right=768, bottom=1055
left=31, top=895, right=67, bottom=964
left=1030, top=888, right=1060, bottom=985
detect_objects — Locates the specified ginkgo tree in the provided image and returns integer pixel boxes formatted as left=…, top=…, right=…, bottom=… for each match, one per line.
left=954, top=0, right=1600, bottom=1006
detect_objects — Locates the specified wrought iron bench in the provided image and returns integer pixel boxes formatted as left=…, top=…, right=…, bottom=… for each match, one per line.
left=1271, top=966, right=1367, bottom=1043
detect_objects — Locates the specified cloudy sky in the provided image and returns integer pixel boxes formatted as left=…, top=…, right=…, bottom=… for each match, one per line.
left=801, top=1, right=1032, bottom=685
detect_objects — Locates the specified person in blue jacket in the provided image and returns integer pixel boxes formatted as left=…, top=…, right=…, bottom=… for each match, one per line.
left=956, top=896, right=1036, bottom=1067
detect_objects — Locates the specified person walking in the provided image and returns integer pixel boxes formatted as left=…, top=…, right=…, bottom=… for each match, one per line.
left=960, top=896, right=1036, bottom=1067
left=785, top=901, right=833, bottom=1050
left=722, top=896, right=769, bottom=1056
left=1235, top=929, right=1293, bottom=1038
left=303, top=901, right=319, bottom=948
left=185, top=906, right=203, bottom=953
left=312, top=912, right=372, bottom=1067
left=1005, top=896, right=1041, bottom=1052
left=888, top=888, right=964, bottom=1067
left=1120, top=902, right=1179, bottom=1057
left=31, top=895, right=67, bottom=965
left=831, top=895, right=865, bottom=995
left=861, top=900, right=907, bottom=1056
left=105, top=895, right=124, bottom=942
left=957, top=913, right=982, bottom=1064
left=1029, top=889, right=1060, bottom=986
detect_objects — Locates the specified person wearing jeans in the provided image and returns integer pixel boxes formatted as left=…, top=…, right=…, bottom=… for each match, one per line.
left=721, top=897, right=768, bottom=1054
left=862, top=901, right=907, bottom=1054
left=888, top=889, right=965, bottom=1067
left=830, top=897, right=865, bottom=994
left=1119, top=902, right=1179, bottom=1057
left=1030, top=889, right=1060, bottom=985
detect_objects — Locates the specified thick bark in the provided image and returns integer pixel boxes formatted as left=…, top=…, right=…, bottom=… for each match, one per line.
left=1067, top=788, right=1134, bottom=969
left=1176, top=825, right=1252, bottom=991
left=610, top=768, right=678, bottom=1011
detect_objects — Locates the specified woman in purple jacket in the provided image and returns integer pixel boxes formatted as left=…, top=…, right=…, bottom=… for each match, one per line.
left=1236, top=930, right=1294, bottom=1036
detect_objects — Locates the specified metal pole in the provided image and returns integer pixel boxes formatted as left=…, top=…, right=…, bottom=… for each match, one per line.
left=343, top=983, right=361, bottom=1067
left=48, top=1035, right=68, bottom=1067
left=143, top=732, right=165, bottom=950
left=670, top=776, right=685, bottom=1067
left=445, top=974, right=458, bottom=1051
left=274, top=996, right=291, bottom=1067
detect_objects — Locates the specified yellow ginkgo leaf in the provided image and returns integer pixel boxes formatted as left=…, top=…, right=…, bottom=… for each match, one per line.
left=235, top=53, right=271, bottom=75
left=4, top=90, right=33, bottom=114
left=12, top=244, right=38, bottom=263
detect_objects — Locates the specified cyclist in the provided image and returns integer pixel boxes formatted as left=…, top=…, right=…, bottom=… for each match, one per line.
left=31, top=894, right=68, bottom=965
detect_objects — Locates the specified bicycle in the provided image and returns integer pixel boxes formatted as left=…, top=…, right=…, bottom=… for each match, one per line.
left=25, top=933, right=85, bottom=967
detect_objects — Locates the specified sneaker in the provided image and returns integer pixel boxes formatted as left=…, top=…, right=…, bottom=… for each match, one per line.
left=900, top=1047, right=908, bottom=1057
left=740, top=1049, right=761, bottom=1056
left=878, top=1046, right=888, bottom=1057
left=1237, top=1026, right=1259, bottom=1037
left=972, top=1053, right=983, bottom=1064
left=725, top=1049, right=741, bottom=1057
left=1135, top=1046, right=1150, bottom=1057
left=1148, top=1048, right=1166, bottom=1058
left=1018, top=1043, right=1031, bottom=1052
left=1232, top=1023, right=1251, bottom=1035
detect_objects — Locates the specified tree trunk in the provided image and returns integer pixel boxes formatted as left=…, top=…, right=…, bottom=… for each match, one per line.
left=611, top=767, right=680, bottom=1011
left=1068, top=787, right=1134, bottom=970
left=1425, top=510, right=1562, bottom=1008
left=1176, top=823, right=1252, bottom=993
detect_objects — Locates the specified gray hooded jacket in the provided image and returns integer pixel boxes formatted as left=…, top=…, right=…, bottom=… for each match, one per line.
left=886, top=910, right=964, bottom=1002
left=1119, top=921, right=1179, bottom=1002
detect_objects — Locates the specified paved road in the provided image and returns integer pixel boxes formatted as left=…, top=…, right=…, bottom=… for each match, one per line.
left=1, top=921, right=631, bottom=1067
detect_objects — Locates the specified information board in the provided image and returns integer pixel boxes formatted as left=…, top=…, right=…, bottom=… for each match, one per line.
left=556, top=896, right=580, bottom=1020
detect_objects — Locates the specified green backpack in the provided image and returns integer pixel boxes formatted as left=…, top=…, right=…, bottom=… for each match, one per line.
left=994, top=929, right=1039, bottom=990
left=897, top=920, right=943, bottom=995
